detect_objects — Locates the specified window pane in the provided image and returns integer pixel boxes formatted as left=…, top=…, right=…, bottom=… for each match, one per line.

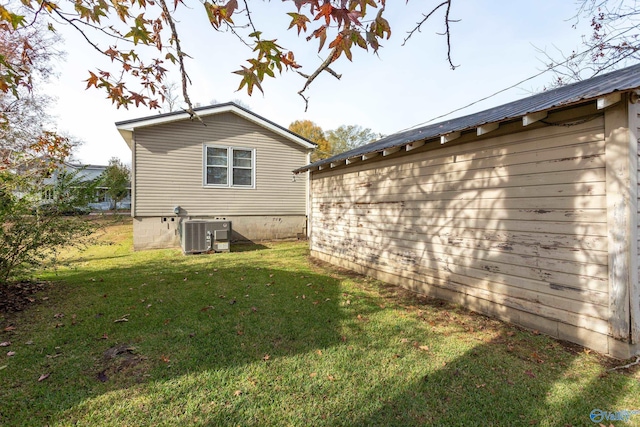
left=207, top=166, right=228, bottom=185
left=233, top=150, right=252, bottom=168
left=207, top=147, right=228, bottom=166
left=233, top=168, right=252, bottom=186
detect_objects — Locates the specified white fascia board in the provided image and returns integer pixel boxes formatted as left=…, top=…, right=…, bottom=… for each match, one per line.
left=523, top=111, right=548, bottom=126
left=115, top=105, right=316, bottom=150
left=406, top=140, right=425, bottom=151
left=477, top=122, right=499, bottom=136
left=441, top=131, right=461, bottom=144
left=383, top=146, right=401, bottom=156
left=597, top=92, right=622, bottom=109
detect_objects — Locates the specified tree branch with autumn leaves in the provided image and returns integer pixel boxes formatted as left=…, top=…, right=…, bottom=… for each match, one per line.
left=0, top=0, right=459, bottom=118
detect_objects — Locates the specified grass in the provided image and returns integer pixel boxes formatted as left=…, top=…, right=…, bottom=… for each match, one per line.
left=1, top=218, right=640, bottom=426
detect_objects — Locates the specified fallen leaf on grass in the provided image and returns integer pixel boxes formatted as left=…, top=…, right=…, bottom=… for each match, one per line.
left=38, top=373, right=50, bottom=382
left=418, top=346, right=429, bottom=352
left=316, top=350, right=322, bottom=356
left=531, top=352, right=544, bottom=363
left=113, top=314, right=129, bottom=323
left=327, top=375, right=335, bottom=381
left=160, top=355, right=170, bottom=363
left=237, top=330, right=244, bottom=336
left=200, top=306, right=214, bottom=312
left=0, top=342, right=10, bottom=347
left=310, top=372, right=317, bottom=378
left=251, top=307, right=258, bottom=312
left=524, top=370, right=536, bottom=378
left=4, top=326, right=15, bottom=332
left=53, top=313, right=64, bottom=319
left=7, top=351, right=15, bottom=357
left=262, top=354, right=270, bottom=361
left=400, top=338, right=409, bottom=344
left=234, top=390, right=243, bottom=396
left=476, top=383, right=486, bottom=388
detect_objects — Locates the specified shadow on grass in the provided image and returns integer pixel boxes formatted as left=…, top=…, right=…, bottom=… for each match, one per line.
left=0, top=249, right=381, bottom=425
left=2, top=247, right=638, bottom=426
left=346, top=322, right=636, bottom=427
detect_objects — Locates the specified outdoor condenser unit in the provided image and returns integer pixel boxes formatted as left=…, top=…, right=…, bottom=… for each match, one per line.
left=180, top=220, right=232, bottom=254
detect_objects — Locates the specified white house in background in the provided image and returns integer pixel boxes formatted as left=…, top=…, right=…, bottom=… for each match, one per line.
left=115, top=102, right=315, bottom=251
left=43, top=163, right=132, bottom=211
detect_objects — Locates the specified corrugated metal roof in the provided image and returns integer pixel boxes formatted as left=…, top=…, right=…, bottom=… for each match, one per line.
left=294, top=62, right=640, bottom=173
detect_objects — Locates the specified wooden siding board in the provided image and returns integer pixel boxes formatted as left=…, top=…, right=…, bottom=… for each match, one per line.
left=309, top=105, right=612, bottom=346
left=632, top=100, right=640, bottom=343
left=605, top=98, right=636, bottom=340
left=133, top=112, right=308, bottom=217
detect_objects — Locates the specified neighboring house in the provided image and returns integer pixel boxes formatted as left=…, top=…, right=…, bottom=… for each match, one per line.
left=295, top=63, right=640, bottom=359
left=115, top=102, right=316, bottom=251
left=43, top=163, right=132, bottom=211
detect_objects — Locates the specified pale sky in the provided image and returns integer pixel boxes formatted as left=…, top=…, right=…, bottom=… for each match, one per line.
left=42, top=1, right=597, bottom=166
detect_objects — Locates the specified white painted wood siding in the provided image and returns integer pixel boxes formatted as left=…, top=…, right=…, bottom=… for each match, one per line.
left=310, top=105, right=609, bottom=335
left=133, top=112, right=308, bottom=217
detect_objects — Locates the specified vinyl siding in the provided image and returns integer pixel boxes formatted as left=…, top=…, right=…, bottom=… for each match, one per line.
left=133, top=112, right=309, bottom=217
left=309, top=103, right=610, bottom=336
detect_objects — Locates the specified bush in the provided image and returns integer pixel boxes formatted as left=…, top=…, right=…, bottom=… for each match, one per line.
left=0, top=169, right=97, bottom=283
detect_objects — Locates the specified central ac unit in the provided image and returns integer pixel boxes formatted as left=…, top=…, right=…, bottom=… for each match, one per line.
left=180, top=220, right=232, bottom=254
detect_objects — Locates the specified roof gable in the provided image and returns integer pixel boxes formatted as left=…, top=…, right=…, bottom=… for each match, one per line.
left=295, top=62, right=640, bottom=173
left=115, top=102, right=316, bottom=150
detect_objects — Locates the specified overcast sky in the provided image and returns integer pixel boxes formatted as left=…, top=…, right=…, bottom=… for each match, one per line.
left=42, top=1, right=598, bottom=165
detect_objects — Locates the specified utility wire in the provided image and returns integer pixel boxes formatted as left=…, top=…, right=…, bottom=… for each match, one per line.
left=396, top=24, right=639, bottom=133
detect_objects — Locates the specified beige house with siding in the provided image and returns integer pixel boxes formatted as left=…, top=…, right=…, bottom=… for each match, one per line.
left=116, top=103, right=315, bottom=250
left=295, top=64, right=640, bottom=359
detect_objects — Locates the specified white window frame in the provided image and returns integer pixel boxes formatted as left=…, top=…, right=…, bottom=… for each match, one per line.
left=203, top=144, right=256, bottom=189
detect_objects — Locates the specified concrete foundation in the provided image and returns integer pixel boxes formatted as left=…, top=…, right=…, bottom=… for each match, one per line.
left=133, top=215, right=307, bottom=251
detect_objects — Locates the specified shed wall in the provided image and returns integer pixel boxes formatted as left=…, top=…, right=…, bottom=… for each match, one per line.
left=310, top=104, right=617, bottom=354
left=133, top=112, right=309, bottom=218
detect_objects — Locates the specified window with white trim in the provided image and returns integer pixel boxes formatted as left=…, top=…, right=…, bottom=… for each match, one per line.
left=204, top=145, right=255, bottom=188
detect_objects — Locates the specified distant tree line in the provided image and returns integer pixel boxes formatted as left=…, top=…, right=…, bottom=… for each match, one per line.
left=289, top=120, right=383, bottom=162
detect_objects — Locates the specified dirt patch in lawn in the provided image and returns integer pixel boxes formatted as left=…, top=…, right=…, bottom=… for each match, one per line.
left=0, top=281, right=49, bottom=314
left=96, top=343, right=149, bottom=383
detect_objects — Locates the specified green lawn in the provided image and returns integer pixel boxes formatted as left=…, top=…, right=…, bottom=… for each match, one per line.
left=1, top=219, right=640, bottom=426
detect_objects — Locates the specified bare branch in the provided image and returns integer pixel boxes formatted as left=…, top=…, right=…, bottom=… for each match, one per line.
left=402, top=1, right=447, bottom=45
left=157, top=0, right=200, bottom=122
left=297, top=48, right=342, bottom=112
left=402, top=1, right=457, bottom=69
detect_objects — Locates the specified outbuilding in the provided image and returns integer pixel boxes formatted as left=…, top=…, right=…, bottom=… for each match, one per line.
left=295, top=64, right=640, bottom=358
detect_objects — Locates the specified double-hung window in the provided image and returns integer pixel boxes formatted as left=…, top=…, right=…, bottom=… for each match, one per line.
left=204, top=145, right=255, bottom=188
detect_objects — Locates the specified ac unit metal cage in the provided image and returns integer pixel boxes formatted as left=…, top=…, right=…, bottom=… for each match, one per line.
left=180, top=220, right=232, bottom=254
